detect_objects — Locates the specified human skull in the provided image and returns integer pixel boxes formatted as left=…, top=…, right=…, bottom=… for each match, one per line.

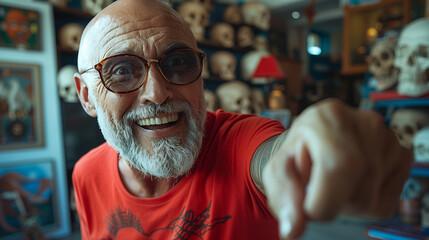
left=58, top=65, right=79, bottom=103
left=253, top=34, right=269, bottom=51
left=216, top=81, right=252, bottom=114
left=223, top=4, right=242, bottom=25
left=204, top=89, right=218, bottom=112
left=241, top=2, right=271, bottom=31
left=210, top=23, right=235, bottom=48
left=368, top=39, right=398, bottom=91
left=236, top=25, right=254, bottom=48
left=413, top=126, right=429, bottom=163
left=393, top=18, right=429, bottom=97
left=390, top=108, right=429, bottom=149
left=210, top=51, right=236, bottom=81
left=81, top=0, right=114, bottom=15
left=177, top=1, right=209, bottom=42
left=401, top=177, right=428, bottom=200
left=421, top=193, right=429, bottom=229
left=48, top=0, right=68, bottom=7
left=58, top=23, right=83, bottom=52
left=241, top=50, right=270, bottom=82
left=252, top=88, right=265, bottom=115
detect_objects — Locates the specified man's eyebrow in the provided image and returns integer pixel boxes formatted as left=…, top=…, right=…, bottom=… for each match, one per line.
left=163, top=43, right=191, bottom=53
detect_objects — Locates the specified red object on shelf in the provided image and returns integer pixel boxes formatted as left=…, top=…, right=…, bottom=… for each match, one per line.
left=252, top=55, right=285, bottom=80
left=370, top=90, right=429, bottom=101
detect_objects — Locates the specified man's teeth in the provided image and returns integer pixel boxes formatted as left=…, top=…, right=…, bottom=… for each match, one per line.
left=137, top=113, right=179, bottom=126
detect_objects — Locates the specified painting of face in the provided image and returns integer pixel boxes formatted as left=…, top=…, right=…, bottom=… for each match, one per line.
left=0, top=5, right=41, bottom=50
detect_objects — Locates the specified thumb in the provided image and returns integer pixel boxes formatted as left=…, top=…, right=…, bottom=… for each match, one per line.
left=263, top=145, right=309, bottom=239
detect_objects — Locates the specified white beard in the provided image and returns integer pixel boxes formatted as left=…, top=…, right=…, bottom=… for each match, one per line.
left=92, top=95, right=206, bottom=178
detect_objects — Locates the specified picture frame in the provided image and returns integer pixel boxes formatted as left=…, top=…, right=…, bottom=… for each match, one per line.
left=0, top=62, right=44, bottom=151
left=0, top=4, right=42, bottom=51
left=0, top=159, right=59, bottom=240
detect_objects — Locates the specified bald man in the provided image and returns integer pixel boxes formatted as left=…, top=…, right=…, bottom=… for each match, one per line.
left=72, top=0, right=412, bottom=239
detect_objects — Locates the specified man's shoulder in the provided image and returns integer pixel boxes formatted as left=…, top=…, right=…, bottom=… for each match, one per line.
left=73, top=142, right=116, bottom=175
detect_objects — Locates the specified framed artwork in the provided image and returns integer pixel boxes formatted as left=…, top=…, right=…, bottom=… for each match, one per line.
left=0, top=4, right=42, bottom=51
left=0, top=159, right=59, bottom=240
left=0, top=62, right=44, bottom=151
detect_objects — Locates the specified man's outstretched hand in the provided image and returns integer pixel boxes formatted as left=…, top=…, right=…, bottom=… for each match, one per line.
left=262, top=99, right=413, bottom=239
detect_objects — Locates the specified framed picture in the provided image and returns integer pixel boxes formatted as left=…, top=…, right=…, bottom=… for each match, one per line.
left=0, top=159, right=59, bottom=240
left=0, top=4, right=42, bottom=51
left=0, top=62, right=44, bottom=150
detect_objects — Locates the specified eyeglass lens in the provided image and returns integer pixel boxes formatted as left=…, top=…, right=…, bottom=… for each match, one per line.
left=101, top=49, right=202, bottom=93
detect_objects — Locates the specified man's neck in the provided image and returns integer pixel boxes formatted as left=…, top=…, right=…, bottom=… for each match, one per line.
left=118, top=156, right=181, bottom=198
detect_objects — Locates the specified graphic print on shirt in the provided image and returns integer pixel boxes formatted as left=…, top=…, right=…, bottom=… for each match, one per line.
left=102, top=202, right=232, bottom=240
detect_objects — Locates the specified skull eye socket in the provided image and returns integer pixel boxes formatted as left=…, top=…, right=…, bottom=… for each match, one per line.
left=418, top=45, right=428, bottom=58
left=381, top=52, right=391, bottom=60
left=190, top=13, right=196, bottom=20
left=404, top=126, right=415, bottom=135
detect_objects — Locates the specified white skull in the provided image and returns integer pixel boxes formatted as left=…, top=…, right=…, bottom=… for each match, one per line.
left=368, top=39, right=398, bottom=91
left=241, top=2, right=271, bottom=31
left=223, top=4, right=242, bottom=25
left=48, top=0, right=68, bottom=7
left=58, top=65, right=79, bottom=103
left=390, top=108, right=429, bottom=149
left=393, top=18, right=429, bottom=97
left=177, top=1, right=209, bottom=42
left=204, top=89, right=218, bottom=112
left=210, top=51, right=236, bottom=81
left=216, top=81, right=252, bottom=114
left=58, top=23, right=83, bottom=52
left=81, top=0, right=114, bottom=15
left=421, top=193, right=429, bottom=229
left=236, top=25, right=254, bottom=48
left=253, top=34, right=269, bottom=51
left=210, top=23, right=235, bottom=48
left=252, top=88, right=265, bottom=115
left=240, top=50, right=270, bottom=82
left=413, top=126, right=429, bottom=163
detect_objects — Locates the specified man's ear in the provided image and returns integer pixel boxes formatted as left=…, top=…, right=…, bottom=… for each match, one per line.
left=74, top=73, right=97, bottom=117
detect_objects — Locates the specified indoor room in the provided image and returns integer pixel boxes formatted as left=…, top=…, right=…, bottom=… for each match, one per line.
left=0, top=0, right=428, bottom=239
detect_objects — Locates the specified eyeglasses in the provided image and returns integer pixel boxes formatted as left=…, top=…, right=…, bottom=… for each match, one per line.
left=79, top=48, right=206, bottom=94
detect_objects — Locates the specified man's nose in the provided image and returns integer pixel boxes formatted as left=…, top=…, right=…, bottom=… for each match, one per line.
left=138, top=62, right=174, bottom=105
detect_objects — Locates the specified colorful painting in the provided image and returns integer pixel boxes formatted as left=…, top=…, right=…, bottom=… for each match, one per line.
left=0, top=5, right=41, bottom=50
left=0, top=62, right=44, bottom=151
left=0, top=159, right=58, bottom=240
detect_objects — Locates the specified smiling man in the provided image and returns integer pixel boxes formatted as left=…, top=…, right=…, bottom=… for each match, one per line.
left=72, top=0, right=412, bottom=239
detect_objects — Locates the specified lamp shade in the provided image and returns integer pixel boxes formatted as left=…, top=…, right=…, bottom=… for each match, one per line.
left=252, top=55, right=284, bottom=79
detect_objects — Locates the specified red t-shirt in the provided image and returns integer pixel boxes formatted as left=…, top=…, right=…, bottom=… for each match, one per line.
left=73, top=110, right=285, bottom=240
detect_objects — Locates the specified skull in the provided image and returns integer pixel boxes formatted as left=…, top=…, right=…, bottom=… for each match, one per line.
left=223, top=4, right=242, bottom=25
left=368, top=39, right=398, bottom=91
left=401, top=177, right=428, bottom=200
left=58, top=23, right=83, bottom=52
left=48, top=0, right=68, bottom=7
left=390, top=108, right=429, bottom=149
left=240, top=50, right=270, bottom=82
left=210, top=23, right=235, bottom=48
left=421, top=193, right=429, bottom=229
left=58, top=65, right=79, bottom=103
left=177, top=1, right=209, bottom=42
left=253, top=34, right=269, bottom=51
left=251, top=88, right=265, bottom=115
left=236, top=25, right=254, bottom=48
left=210, top=51, right=236, bottom=81
left=81, top=0, right=114, bottom=15
left=216, top=81, right=252, bottom=114
left=241, top=2, right=271, bottom=31
left=393, top=18, right=429, bottom=97
left=413, top=126, right=429, bottom=163
left=204, top=89, right=218, bottom=112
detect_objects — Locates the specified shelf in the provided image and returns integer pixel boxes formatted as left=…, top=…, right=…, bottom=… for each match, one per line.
left=366, top=220, right=428, bottom=240
left=411, top=162, right=429, bottom=178
left=370, top=90, right=429, bottom=108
